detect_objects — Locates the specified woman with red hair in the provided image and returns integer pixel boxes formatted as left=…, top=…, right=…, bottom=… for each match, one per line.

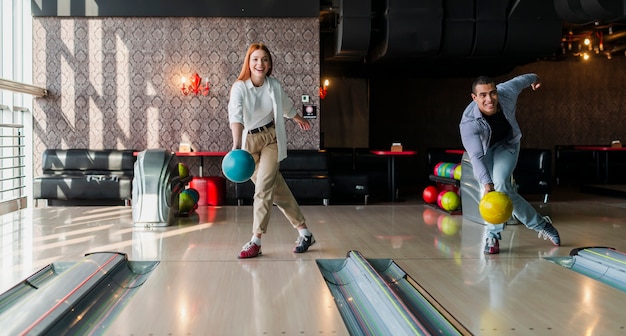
left=228, top=43, right=314, bottom=259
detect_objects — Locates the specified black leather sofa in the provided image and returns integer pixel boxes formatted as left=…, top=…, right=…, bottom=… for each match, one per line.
left=353, top=148, right=388, bottom=199
left=33, top=149, right=136, bottom=206
left=515, top=148, right=552, bottom=203
left=555, top=145, right=598, bottom=186
left=326, top=148, right=370, bottom=205
left=555, top=145, right=626, bottom=185
left=234, top=149, right=332, bottom=205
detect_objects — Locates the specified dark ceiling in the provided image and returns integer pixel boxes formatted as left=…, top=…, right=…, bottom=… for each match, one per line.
left=319, top=0, right=626, bottom=77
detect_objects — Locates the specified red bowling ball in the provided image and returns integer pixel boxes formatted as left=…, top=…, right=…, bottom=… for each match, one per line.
left=422, top=185, right=439, bottom=204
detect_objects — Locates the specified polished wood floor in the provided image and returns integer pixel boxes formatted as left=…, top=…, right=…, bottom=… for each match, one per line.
left=3, top=187, right=626, bottom=335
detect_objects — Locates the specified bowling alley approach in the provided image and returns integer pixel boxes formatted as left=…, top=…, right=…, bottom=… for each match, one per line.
left=4, top=181, right=626, bottom=334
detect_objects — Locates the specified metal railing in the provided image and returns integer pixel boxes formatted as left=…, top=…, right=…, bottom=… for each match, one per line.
left=0, top=122, right=26, bottom=210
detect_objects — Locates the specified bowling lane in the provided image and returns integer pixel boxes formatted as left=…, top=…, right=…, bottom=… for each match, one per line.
left=398, top=256, right=626, bottom=335
left=104, top=260, right=349, bottom=335
left=4, top=192, right=626, bottom=334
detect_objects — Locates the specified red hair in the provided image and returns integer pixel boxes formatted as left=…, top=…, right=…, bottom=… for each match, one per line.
left=237, top=43, right=273, bottom=81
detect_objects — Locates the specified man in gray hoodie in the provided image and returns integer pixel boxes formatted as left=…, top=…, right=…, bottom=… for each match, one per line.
left=459, top=74, right=560, bottom=254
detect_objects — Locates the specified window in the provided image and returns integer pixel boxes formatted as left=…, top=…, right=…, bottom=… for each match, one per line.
left=0, top=1, right=34, bottom=212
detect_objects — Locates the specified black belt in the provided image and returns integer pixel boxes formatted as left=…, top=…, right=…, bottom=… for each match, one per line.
left=248, top=121, right=274, bottom=134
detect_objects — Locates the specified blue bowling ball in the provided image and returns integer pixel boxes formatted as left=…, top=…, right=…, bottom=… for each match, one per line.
left=222, top=149, right=255, bottom=183
left=182, top=188, right=200, bottom=203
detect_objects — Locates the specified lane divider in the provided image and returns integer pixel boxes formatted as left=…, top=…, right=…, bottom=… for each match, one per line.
left=317, top=250, right=471, bottom=335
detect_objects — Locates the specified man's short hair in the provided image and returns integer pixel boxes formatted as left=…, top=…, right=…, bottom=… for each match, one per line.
left=472, top=76, right=495, bottom=94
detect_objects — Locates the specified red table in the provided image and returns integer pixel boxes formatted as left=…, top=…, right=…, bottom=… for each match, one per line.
left=444, top=149, right=465, bottom=155
left=573, top=146, right=626, bottom=184
left=175, top=151, right=227, bottom=177
left=370, top=150, right=418, bottom=202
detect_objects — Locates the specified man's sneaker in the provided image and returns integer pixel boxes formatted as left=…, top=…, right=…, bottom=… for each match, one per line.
left=537, top=216, right=560, bottom=246
left=238, top=241, right=262, bottom=259
left=293, top=234, right=315, bottom=253
left=484, top=236, right=500, bottom=254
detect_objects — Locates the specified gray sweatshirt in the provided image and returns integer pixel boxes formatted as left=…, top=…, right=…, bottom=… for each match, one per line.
left=459, top=73, right=539, bottom=186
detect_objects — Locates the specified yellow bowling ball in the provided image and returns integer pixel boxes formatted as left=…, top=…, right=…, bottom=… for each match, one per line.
left=179, top=191, right=196, bottom=213
left=479, top=191, right=513, bottom=224
left=178, top=162, right=189, bottom=178
left=453, top=164, right=462, bottom=180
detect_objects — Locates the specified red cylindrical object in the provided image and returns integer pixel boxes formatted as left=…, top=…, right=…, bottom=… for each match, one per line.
left=205, top=176, right=226, bottom=206
left=190, top=176, right=226, bottom=206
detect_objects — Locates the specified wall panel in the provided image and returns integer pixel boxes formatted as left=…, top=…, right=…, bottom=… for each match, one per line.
left=32, top=17, right=320, bottom=179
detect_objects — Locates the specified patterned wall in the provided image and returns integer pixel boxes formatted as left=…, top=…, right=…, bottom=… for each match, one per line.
left=370, top=57, right=626, bottom=152
left=31, top=17, right=320, bottom=177
left=32, top=15, right=626, bottom=195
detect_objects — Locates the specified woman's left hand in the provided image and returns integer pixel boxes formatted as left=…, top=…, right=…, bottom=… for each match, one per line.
left=293, top=115, right=311, bottom=130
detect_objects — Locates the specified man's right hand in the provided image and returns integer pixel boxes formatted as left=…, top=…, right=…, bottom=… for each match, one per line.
left=484, top=183, right=495, bottom=193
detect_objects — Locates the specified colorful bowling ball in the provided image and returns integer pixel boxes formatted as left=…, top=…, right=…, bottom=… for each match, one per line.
left=221, top=149, right=255, bottom=183
left=479, top=191, right=514, bottom=224
left=438, top=163, right=451, bottom=177
left=183, top=188, right=200, bottom=203
left=422, top=185, right=439, bottom=204
left=453, top=164, right=462, bottom=180
left=437, top=215, right=461, bottom=236
left=445, top=163, right=456, bottom=178
left=178, top=162, right=189, bottom=178
left=435, top=163, right=444, bottom=176
left=433, top=162, right=443, bottom=176
left=440, top=191, right=460, bottom=211
left=179, top=191, right=196, bottom=213
left=437, top=190, right=448, bottom=208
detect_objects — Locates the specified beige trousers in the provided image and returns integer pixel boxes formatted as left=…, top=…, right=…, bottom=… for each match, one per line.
left=246, top=127, right=305, bottom=234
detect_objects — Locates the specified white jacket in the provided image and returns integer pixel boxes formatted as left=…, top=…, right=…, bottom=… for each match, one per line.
left=228, top=77, right=297, bottom=162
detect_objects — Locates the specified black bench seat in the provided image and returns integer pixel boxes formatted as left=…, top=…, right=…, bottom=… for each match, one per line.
left=33, top=149, right=136, bottom=206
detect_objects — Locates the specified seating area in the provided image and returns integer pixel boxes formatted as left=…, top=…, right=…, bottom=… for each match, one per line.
left=233, top=148, right=387, bottom=205
left=325, top=148, right=376, bottom=205
left=234, top=149, right=332, bottom=205
left=32, top=147, right=557, bottom=207
left=33, top=149, right=136, bottom=206
left=555, top=145, right=626, bottom=186
left=515, top=148, right=552, bottom=203
left=32, top=148, right=384, bottom=207
left=554, top=145, right=599, bottom=185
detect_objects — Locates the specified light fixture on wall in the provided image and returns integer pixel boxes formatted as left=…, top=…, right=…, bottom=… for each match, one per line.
left=181, top=73, right=209, bottom=96
left=562, top=22, right=626, bottom=60
left=319, top=79, right=329, bottom=99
